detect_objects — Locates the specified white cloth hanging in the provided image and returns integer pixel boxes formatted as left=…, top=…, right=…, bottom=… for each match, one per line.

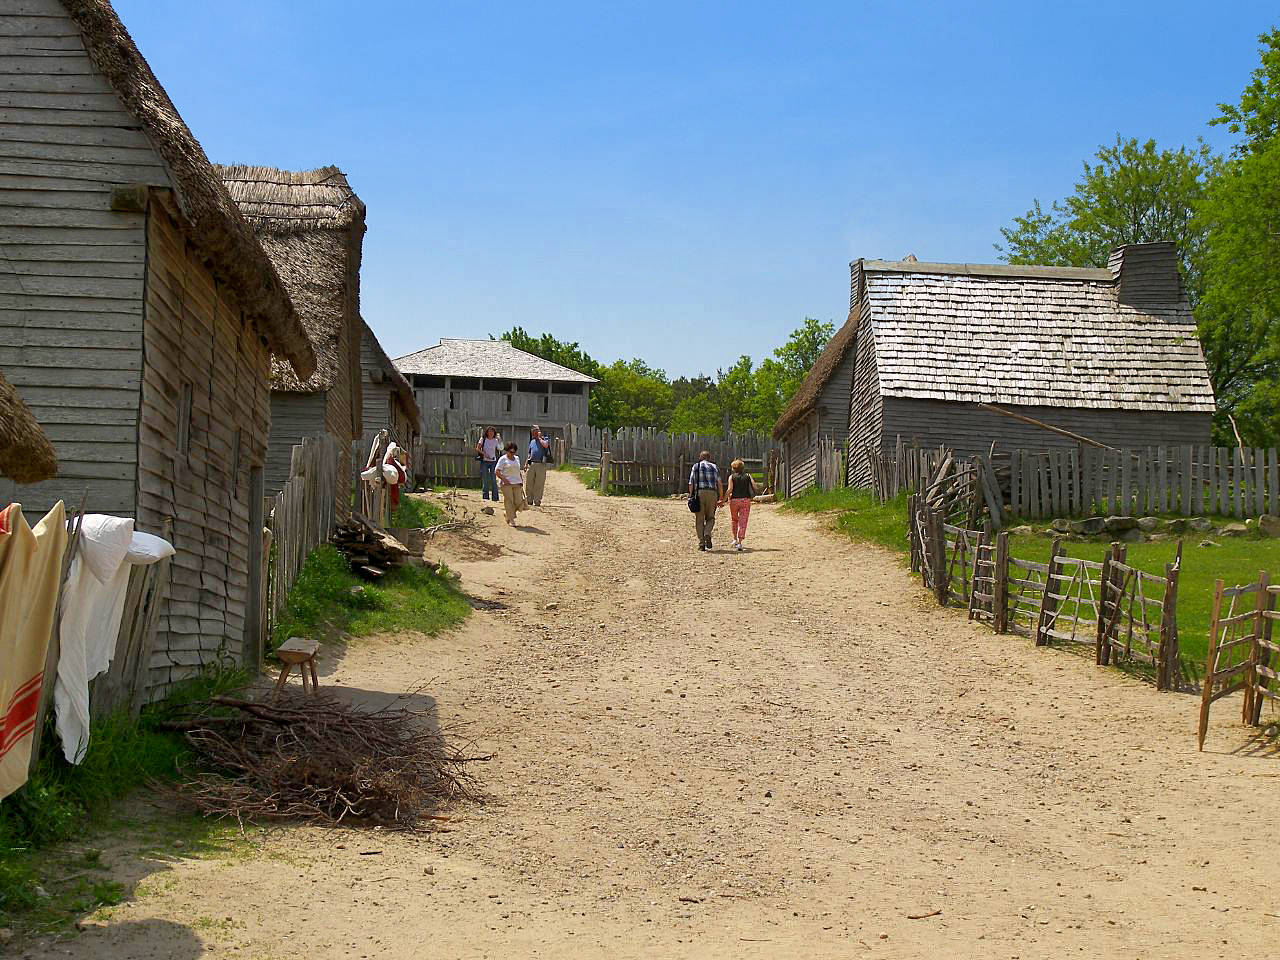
left=54, top=517, right=173, bottom=764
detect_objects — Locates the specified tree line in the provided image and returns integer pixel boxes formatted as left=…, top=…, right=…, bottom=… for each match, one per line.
left=997, top=28, right=1280, bottom=446
left=495, top=317, right=833, bottom=435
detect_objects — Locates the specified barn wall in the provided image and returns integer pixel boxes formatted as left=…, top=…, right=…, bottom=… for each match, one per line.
left=846, top=303, right=882, bottom=487
left=879, top=398, right=1214, bottom=459
left=265, top=392, right=327, bottom=496
left=139, top=206, right=272, bottom=700
left=816, top=346, right=857, bottom=442
left=0, top=0, right=175, bottom=514
left=412, top=384, right=589, bottom=436
left=783, top=414, right=818, bottom=498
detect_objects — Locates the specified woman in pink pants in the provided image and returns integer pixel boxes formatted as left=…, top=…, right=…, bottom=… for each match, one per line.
left=726, top=459, right=758, bottom=551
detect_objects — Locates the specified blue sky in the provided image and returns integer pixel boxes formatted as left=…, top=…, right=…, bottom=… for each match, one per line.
left=118, top=0, right=1274, bottom=377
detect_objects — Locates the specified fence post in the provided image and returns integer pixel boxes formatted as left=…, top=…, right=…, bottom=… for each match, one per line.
left=907, top=494, right=920, bottom=573
left=1198, top=579, right=1226, bottom=750
left=1034, top=538, right=1063, bottom=646
left=1246, top=568, right=1271, bottom=723
left=967, top=530, right=988, bottom=620
left=930, top=510, right=948, bottom=607
left=993, top=531, right=1009, bottom=634
left=1156, top=541, right=1182, bottom=691
left=1095, top=543, right=1114, bottom=665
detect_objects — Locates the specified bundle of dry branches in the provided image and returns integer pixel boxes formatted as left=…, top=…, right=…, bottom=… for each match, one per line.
left=165, top=691, right=484, bottom=829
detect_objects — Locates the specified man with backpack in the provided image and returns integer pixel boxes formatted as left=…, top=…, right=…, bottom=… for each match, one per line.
left=525, top=425, right=553, bottom=506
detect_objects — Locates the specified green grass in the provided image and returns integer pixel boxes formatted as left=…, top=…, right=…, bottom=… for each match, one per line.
left=781, top=487, right=911, bottom=555
left=269, top=545, right=470, bottom=651
left=783, top=487, right=1280, bottom=668
left=0, top=666, right=247, bottom=932
left=388, top=494, right=447, bottom=528
left=557, top=462, right=600, bottom=492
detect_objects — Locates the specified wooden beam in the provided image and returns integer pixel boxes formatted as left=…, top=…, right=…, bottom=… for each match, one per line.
left=977, top=403, right=1118, bottom=451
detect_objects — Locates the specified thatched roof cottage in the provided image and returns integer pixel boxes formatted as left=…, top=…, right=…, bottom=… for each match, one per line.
left=775, top=243, right=1215, bottom=495
left=0, top=372, right=57, bottom=486
left=360, top=321, right=420, bottom=450
left=0, top=0, right=314, bottom=698
left=215, top=165, right=366, bottom=505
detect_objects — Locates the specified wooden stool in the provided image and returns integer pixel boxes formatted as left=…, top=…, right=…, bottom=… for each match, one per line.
left=275, top=637, right=320, bottom=694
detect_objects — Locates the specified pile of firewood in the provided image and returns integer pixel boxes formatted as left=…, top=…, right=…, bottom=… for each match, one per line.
left=331, top=513, right=416, bottom=579
left=164, top=691, right=485, bottom=829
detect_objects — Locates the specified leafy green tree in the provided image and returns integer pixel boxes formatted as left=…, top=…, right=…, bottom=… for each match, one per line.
left=1211, top=27, right=1280, bottom=156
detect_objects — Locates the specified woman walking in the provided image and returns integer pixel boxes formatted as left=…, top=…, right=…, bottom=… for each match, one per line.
left=727, top=459, right=758, bottom=551
left=494, top=441, right=527, bottom=525
left=476, top=426, right=501, bottom=502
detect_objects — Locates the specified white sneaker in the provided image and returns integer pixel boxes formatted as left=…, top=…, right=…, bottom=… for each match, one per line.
left=736, top=542, right=744, bottom=551
left=731, top=539, right=740, bottom=549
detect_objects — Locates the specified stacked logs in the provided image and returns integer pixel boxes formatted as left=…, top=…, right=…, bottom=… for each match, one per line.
left=331, top=512, right=415, bottom=579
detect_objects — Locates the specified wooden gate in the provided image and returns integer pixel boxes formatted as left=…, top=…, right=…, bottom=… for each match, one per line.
left=1198, top=572, right=1280, bottom=749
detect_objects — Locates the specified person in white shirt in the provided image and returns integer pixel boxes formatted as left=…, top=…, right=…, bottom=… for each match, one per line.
left=475, top=426, right=502, bottom=502
left=494, top=441, right=526, bottom=525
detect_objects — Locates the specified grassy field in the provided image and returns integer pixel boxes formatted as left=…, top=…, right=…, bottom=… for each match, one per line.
left=782, top=487, right=1280, bottom=666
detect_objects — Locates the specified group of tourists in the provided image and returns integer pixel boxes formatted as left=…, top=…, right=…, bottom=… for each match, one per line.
left=688, top=450, right=758, bottom=552
left=475, top=425, right=554, bottom=525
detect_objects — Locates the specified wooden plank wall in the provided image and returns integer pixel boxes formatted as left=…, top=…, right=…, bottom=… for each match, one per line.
left=845, top=300, right=882, bottom=488
left=0, top=0, right=174, bottom=514
left=265, top=392, right=327, bottom=496
left=138, top=206, right=271, bottom=701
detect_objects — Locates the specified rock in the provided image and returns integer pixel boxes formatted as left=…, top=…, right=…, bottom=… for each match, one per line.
left=0, top=929, right=11, bottom=945
left=34, top=885, right=50, bottom=900
left=349, top=586, right=365, bottom=598
left=1199, top=539, right=1221, bottom=548
left=1050, top=518, right=1071, bottom=534
left=481, top=506, right=495, bottom=516
left=1069, top=516, right=1106, bottom=536
left=1188, top=517, right=1213, bottom=531
left=1259, top=514, right=1280, bottom=538
left=1008, top=525, right=1034, bottom=537
left=1103, top=516, right=1138, bottom=534
left=1222, top=523, right=1250, bottom=537
left=764, top=790, right=773, bottom=798
left=1117, top=527, right=1144, bottom=542
left=424, top=865, right=435, bottom=875
left=1136, top=516, right=1160, bottom=532
left=1162, top=518, right=1189, bottom=534
left=544, top=602, right=559, bottom=611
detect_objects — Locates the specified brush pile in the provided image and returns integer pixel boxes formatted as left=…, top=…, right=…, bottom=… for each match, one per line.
left=166, top=691, right=484, bottom=829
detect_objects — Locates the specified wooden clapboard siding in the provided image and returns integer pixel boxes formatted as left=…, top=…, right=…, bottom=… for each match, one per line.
left=783, top=414, right=819, bottom=497
left=265, top=392, right=327, bottom=496
left=817, top=343, right=856, bottom=442
left=139, top=207, right=271, bottom=702
left=0, top=0, right=170, bottom=513
left=846, top=298, right=882, bottom=488
left=879, top=398, right=1212, bottom=460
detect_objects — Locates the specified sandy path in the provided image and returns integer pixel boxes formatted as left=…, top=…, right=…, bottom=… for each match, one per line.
left=32, top=472, right=1280, bottom=959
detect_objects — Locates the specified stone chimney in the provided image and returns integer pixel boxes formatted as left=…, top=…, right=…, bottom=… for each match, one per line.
left=1108, top=242, right=1182, bottom=306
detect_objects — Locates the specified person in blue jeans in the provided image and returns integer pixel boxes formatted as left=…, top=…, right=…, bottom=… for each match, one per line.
left=476, top=426, right=502, bottom=501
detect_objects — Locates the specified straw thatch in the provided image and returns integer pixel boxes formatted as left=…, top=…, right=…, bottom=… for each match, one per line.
left=0, top=371, right=57, bottom=485
left=362, top=320, right=419, bottom=422
left=60, top=0, right=315, bottom=380
left=215, top=166, right=366, bottom=393
left=772, top=318, right=859, bottom=439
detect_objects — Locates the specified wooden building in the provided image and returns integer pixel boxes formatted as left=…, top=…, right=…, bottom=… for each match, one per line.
left=774, top=243, right=1216, bottom=495
left=0, top=0, right=315, bottom=697
left=395, top=339, right=597, bottom=443
left=360, top=320, right=420, bottom=448
left=215, top=166, right=366, bottom=503
left=0, top=371, right=57, bottom=486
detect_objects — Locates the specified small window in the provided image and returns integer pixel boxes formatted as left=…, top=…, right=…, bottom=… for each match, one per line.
left=504, top=394, right=512, bottom=412
left=449, top=392, right=457, bottom=410
left=177, top=381, right=193, bottom=457
left=451, top=376, right=481, bottom=391
left=540, top=395, right=549, bottom=414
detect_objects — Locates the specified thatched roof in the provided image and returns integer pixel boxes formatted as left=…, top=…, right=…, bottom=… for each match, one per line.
left=395, top=339, right=598, bottom=384
left=361, top=320, right=419, bottom=422
left=773, top=318, right=859, bottom=439
left=60, top=0, right=314, bottom=379
left=0, top=371, right=57, bottom=485
left=215, top=166, right=366, bottom=393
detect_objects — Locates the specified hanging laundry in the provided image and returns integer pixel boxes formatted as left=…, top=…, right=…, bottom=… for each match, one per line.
left=54, top=517, right=173, bottom=764
left=383, top=442, right=406, bottom=509
left=0, top=501, right=68, bottom=801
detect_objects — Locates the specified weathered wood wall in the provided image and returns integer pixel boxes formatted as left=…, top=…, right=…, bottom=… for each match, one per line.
left=0, top=0, right=173, bottom=514
left=360, top=328, right=416, bottom=446
left=138, top=205, right=271, bottom=701
left=265, top=393, right=326, bottom=496
left=413, top=383, right=589, bottom=439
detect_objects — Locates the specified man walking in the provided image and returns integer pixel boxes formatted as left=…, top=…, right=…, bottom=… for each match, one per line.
left=525, top=425, right=553, bottom=506
left=688, top=450, right=723, bottom=551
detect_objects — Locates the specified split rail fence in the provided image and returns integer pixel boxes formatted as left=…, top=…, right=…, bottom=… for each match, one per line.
left=1197, top=572, right=1280, bottom=749
left=910, top=496, right=1183, bottom=689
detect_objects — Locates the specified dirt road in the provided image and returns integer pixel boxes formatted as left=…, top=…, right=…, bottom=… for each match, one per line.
left=37, top=472, right=1280, bottom=959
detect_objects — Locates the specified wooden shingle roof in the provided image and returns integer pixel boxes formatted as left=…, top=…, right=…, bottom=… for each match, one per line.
left=395, top=340, right=598, bottom=384
left=864, top=247, right=1214, bottom=412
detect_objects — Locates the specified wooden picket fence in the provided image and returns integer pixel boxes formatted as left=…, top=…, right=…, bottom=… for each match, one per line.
left=264, top=435, right=342, bottom=642
left=1198, top=573, right=1280, bottom=749
left=909, top=497, right=1182, bottom=689
left=578, top=427, right=781, bottom=496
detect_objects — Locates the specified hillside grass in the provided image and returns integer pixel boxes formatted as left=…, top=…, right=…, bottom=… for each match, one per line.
left=269, top=545, right=470, bottom=651
left=783, top=487, right=1280, bottom=666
